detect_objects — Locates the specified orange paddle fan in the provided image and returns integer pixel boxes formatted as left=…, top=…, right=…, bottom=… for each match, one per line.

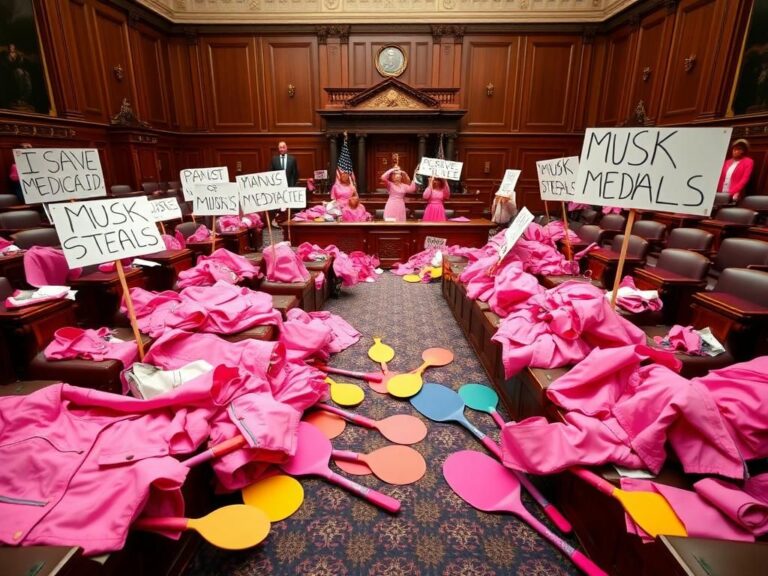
left=387, top=347, right=454, bottom=398
left=333, top=445, right=427, bottom=485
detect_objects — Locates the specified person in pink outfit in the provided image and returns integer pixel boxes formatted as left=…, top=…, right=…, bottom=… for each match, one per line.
left=422, top=176, right=450, bottom=221
left=330, top=170, right=358, bottom=209
left=717, top=138, right=754, bottom=201
left=341, top=196, right=372, bottom=222
left=381, top=166, right=416, bottom=221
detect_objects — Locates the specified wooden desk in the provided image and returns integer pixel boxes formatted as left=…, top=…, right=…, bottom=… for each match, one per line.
left=139, top=249, right=195, bottom=291
left=660, top=536, right=768, bottom=576
left=0, top=251, right=26, bottom=288
left=634, top=267, right=707, bottom=325
left=309, top=195, right=488, bottom=218
left=69, top=267, right=145, bottom=327
left=285, top=219, right=495, bottom=268
left=0, top=299, right=75, bottom=379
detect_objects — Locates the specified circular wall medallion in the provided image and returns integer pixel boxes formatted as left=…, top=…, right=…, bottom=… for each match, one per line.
left=376, top=45, right=407, bottom=78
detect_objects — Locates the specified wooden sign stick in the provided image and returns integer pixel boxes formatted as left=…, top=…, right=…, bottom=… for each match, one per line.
left=210, top=216, right=217, bottom=256
left=544, top=200, right=550, bottom=224
left=158, top=221, right=166, bottom=235
left=560, top=202, right=573, bottom=261
left=609, top=209, right=636, bottom=310
left=287, top=208, right=292, bottom=244
left=265, top=212, right=277, bottom=261
left=116, top=259, right=145, bottom=361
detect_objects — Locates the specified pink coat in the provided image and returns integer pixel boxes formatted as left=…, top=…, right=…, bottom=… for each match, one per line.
left=263, top=241, right=310, bottom=283
left=44, top=326, right=138, bottom=367
left=717, top=157, right=754, bottom=199
left=23, top=246, right=82, bottom=287
left=176, top=248, right=260, bottom=288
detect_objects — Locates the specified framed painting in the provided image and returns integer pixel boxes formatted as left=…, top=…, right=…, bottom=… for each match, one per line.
left=375, top=45, right=407, bottom=78
left=730, top=0, right=768, bottom=116
left=0, top=0, right=54, bottom=115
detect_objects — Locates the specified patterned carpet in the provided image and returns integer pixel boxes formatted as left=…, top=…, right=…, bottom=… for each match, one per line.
left=185, top=272, right=581, bottom=576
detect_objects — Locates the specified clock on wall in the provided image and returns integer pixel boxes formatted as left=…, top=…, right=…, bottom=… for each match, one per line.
left=376, top=45, right=407, bottom=77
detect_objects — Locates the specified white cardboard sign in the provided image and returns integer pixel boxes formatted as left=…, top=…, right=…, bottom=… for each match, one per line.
left=424, top=236, right=447, bottom=250
left=536, top=156, right=579, bottom=201
left=49, top=197, right=163, bottom=268
left=574, top=127, right=732, bottom=216
left=180, top=166, right=229, bottom=201
left=314, top=169, right=328, bottom=180
left=498, top=206, right=534, bottom=260
left=417, top=157, right=463, bottom=181
left=192, top=183, right=240, bottom=216
left=149, top=197, right=182, bottom=222
left=237, top=170, right=304, bottom=213
left=499, top=169, right=521, bottom=194
left=13, top=148, right=107, bottom=204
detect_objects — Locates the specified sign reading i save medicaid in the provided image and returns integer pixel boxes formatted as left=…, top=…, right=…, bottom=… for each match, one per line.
left=13, top=148, right=107, bottom=204
left=573, top=127, right=732, bottom=216
left=149, top=197, right=182, bottom=222
left=536, top=156, right=579, bottom=201
left=49, top=197, right=163, bottom=268
left=180, top=166, right=230, bottom=201
left=237, top=170, right=306, bottom=212
left=192, top=182, right=240, bottom=216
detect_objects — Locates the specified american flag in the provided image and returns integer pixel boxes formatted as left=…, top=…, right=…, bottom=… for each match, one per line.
left=337, top=136, right=354, bottom=180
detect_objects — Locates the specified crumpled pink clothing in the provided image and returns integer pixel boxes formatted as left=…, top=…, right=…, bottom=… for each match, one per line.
left=23, top=246, right=82, bottom=287
left=218, top=213, right=263, bottom=232
left=602, top=206, right=622, bottom=214
left=186, top=225, right=212, bottom=242
left=695, top=475, right=768, bottom=536
left=282, top=308, right=361, bottom=358
left=293, top=205, right=328, bottom=221
left=500, top=345, right=755, bottom=479
left=568, top=202, right=589, bottom=211
left=294, top=242, right=379, bottom=286
left=621, top=478, right=754, bottom=542
left=161, top=230, right=186, bottom=250
left=44, top=326, right=138, bottom=367
left=124, top=281, right=282, bottom=338
left=341, top=204, right=371, bottom=222
left=177, top=248, right=260, bottom=288
left=391, top=244, right=474, bottom=276
left=492, top=281, right=646, bottom=376
left=612, top=275, right=663, bottom=314
left=0, top=236, right=17, bottom=254
left=652, top=324, right=702, bottom=354
left=539, top=221, right=580, bottom=244
left=263, top=241, right=311, bottom=283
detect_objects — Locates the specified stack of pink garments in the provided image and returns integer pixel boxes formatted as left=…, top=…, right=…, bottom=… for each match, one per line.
left=279, top=308, right=361, bottom=361
left=500, top=348, right=768, bottom=481
left=217, top=213, right=263, bottom=232
left=459, top=255, right=544, bottom=317
left=611, top=275, right=663, bottom=314
left=391, top=244, right=478, bottom=276
left=160, top=230, right=186, bottom=250
left=263, top=241, right=311, bottom=283
left=295, top=242, right=379, bottom=286
left=186, top=225, right=212, bottom=242
left=292, top=205, right=329, bottom=221
left=176, top=248, right=260, bottom=288
left=44, top=326, right=138, bottom=367
left=491, top=281, right=646, bottom=376
left=23, top=246, right=82, bottom=286
left=0, top=358, right=326, bottom=554
left=652, top=324, right=702, bottom=354
left=124, top=281, right=283, bottom=338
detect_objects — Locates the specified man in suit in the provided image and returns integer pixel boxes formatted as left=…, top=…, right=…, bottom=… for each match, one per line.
left=269, top=141, right=299, bottom=186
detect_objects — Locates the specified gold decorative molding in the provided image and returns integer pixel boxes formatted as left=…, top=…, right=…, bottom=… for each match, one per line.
left=357, top=89, right=430, bottom=110
left=0, top=122, right=76, bottom=139
left=136, top=0, right=641, bottom=24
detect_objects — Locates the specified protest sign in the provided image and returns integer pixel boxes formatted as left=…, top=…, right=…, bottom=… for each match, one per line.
left=536, top=157, right=579, bottom=201
left=192, top=182, right=240, bottom=216
left=498, top=207, right=534, bottom=260
left=424, top=236, right=448, bottom=250
left=314, top=170, right=328, bottom=180
left=417, top=157, right=463, bottom=181
left=149, top=197, right=182, bottom=222
left=237, top=170, right=306, bottom=213
left=499, top=169, right=521, bottom=194
left=13, top=148, right=107, bottom=204
left=573, top=128, right=732, bottom=216
left=180, top=166, right=229, bottom=201
left=49, top=197, right=163, bottom=268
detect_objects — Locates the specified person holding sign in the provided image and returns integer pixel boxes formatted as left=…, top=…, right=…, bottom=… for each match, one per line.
left=381, top=166, right=416, bottom=221
left=422, top=176, right=450, bottom=221
left=717, top=138, right=754, bottom=201
left=330, top=170, right=358, bottom=208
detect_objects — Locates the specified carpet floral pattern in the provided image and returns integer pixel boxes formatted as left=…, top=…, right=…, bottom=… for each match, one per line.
left=185, top=272, right=580, bottom=576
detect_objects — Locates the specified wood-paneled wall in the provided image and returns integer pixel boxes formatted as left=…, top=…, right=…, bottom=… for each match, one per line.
left=1, top=0, right=765, bottom=210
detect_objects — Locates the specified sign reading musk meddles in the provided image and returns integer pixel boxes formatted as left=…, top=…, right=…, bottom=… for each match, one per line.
left=237, top=170, right=305, bottom=212
left=49, top=197, right=163, bottom=268
left=13, top=148, right=107, bottom=204
left=574, top=128, right=732, bottom=216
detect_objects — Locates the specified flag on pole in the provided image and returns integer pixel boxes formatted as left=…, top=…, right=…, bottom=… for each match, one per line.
left=437, top=134, right=445, bottom=160
left=337, top=134, right=355, bottom=185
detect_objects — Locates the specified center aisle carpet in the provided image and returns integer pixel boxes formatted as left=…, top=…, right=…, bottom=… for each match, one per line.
left=185, top=272, right=580, bottom=576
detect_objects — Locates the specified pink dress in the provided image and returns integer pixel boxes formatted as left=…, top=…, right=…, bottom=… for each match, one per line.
left=382, top=169, right=416, bottom=221
left=330, top=182, right=357, bottom=208
left=422, top=185, right=450, bottom=221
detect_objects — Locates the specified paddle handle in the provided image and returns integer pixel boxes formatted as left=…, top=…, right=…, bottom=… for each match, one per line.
left=316, top=403, right=376, bottom=428
left=316, top=364, right=383, bottom=383
left=323, top=469, right=400, bottom=513
left=134, top=517, right=189, bottom=532
left=490, top=409, right=506, bottom=429
left=570, top=467, right=616, bottom=497
left=517, top=508, right=607, bottom=576
left=183, top=435, right=247, bottom=468
left=331, top=449, right=363, bottom=462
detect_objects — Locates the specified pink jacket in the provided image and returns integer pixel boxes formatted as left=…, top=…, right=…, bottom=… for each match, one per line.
left=341, top=204, right=372, bottom=222
left=0, top=364, right=304, bottom=553
left=500, top=347, right=766, bottom=480
left=717, top=157, right=754, bottom=199
left=23, top=246, right=82, bottom=287
left=44, top=327, right=138, bottom=367
left=263, top=241, right=310, bottom=283
left=294, top=242, right=380, bottom=287
left=176, top=248, right=260, bottom=288
left=278, top=308, right=361, bottom=361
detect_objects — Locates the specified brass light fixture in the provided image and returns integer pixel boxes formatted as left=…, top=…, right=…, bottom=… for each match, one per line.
left=287, top=84, right=296, bottom=97
left=486, top=82, right=494, bottom=97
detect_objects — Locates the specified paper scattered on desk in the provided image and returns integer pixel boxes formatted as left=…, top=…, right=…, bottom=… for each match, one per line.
left=132, top=258, right=162, bottom=268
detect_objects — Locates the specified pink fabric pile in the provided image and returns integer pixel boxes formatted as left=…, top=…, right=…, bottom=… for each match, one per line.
left=292, top=205, right=329, bottom=221
left=23, top=246, right=82, bottom=287
left=652, top=324, right=702, bottom=354
left=44, top=326, right=138, bottom=367
left=295, top=242, right=379, bottom=287
left=176, top=248, right=260, bottom=288
left=391, top=244, right=476, bottom=276
left=0, top=236, right=18, bottom=254
left=263, top=241, right=310, bottom=283
left=186, top=225, right=212, bottom=242
left=611, top=275, right=663, bottom=314
left=217, top=213, right=264, bottom=232
left=160, top=230, right=186, bottom=250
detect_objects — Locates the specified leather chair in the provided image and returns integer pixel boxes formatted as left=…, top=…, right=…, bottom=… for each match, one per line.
left=739, top=195, right=768, bottom=223
left=586, top=234, right=649, bottom=288
left=666, top=227, right=714, bottom=255
left=0, top=209, right=43, bottom=234
left=576, top=224, right=604, bottom=245
left=656, top=248, right=710, bottom=280
left=175, top=221, right=205, bottom=238
left=157, top=181, right=169, bottom=192
left=168, top=180, right=181, bottom=192
left=0, top=276, right=12, bottom=299
left=0, top=194, right=21, bottom=208
left=110, top=184, right=134, bottom=196
left=11, top=227, right=60, bottom=249
left=631, top=220, right=666, bottom=253
left=712, top=192, right=732, bottom=212
left=142, top=182, right=159, bottom=194
left=710, top=238, right=768, bottom=281
left=598, top=213, right=626, bottom=246
left=578, top=207, right=600, bottom=225
left=711, top=207, right=758, bottom=225
left=374, top=209, right=386, bottom=220
left=698, top=207, right=758, bottom=253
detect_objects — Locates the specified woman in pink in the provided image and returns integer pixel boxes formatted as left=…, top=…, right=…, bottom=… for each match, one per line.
left=717, top=138, right=754, bottom=201
left=330, top=170, right=357, bottom=208
left=422, top=176, right=450, bottom=221
left=341, top=196, right=372, bottom=222
left=381, top=166, right=416, bottom=221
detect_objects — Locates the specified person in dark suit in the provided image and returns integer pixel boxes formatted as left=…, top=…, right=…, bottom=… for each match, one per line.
left=269, top=141, right=299, bottom=187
